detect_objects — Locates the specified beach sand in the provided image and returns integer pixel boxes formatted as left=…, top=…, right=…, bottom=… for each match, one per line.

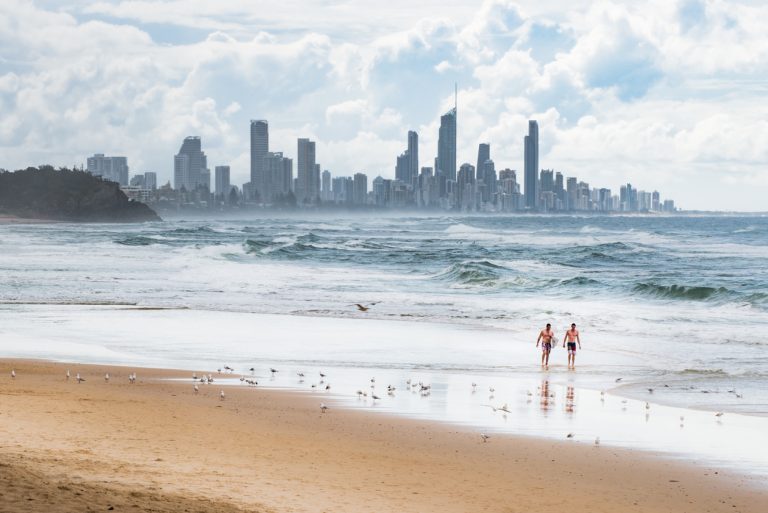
left=0, top=360, right=765, bottom=513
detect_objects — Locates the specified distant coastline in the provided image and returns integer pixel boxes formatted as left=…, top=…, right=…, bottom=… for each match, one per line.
left=0, top=166, right=161, bottom=223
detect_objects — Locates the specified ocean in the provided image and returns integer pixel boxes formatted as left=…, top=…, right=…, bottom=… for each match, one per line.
left=2, top=213, right=768, bottom=472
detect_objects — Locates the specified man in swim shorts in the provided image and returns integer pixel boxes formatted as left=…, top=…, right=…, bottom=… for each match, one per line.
left=536, top=323, right=555, bottom=368
left=563, top=323, right=581, bottom=369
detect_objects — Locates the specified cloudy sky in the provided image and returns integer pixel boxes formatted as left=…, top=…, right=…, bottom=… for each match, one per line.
left=1, top=0, right=767, bottom=210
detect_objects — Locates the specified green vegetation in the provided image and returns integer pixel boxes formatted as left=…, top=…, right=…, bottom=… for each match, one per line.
left=0, top=166, right=160, bottom=222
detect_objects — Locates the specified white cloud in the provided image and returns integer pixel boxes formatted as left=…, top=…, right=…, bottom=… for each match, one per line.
left=0, top=0, right=767, bottom=210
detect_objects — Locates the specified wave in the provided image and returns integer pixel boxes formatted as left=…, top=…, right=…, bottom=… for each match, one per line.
left=115, top=236, right=167, bottom=246
left=632, top=283, right=731, bottom=301
left=168, top=226, right=215, bottom=234
left=432, top=260, right=505, bottom=286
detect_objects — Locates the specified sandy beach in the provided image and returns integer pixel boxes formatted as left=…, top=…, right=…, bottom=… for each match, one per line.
left=0, top=360, right=765, bottom=513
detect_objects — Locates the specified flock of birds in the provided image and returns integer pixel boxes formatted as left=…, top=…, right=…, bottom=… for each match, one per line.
left=7, top=366, right=736, bottom=446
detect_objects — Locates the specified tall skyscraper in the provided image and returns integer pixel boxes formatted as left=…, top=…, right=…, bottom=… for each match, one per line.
left=215, top=166, right=230, bottom=199
left=407, top=130, right=418, bottom=186
left=437, top=107, right=457, bottom=182
left=524, top=120, right=539, bottom=210
left=353, top=173, right=368, bottom=205
left=174, top=136, right=207, bottom=191
left=250, top=120, right=269, bottom=199
left=296, top=138, right=316, bottom=204
left=87, top=154, right=129, bottom=186
left=321, top=170, right=331, bottom=201
left=476, top=143, right=490, bottom=178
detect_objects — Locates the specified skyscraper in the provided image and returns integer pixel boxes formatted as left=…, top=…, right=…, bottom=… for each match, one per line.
left=144, top=172, right=157, bottom=190
left=407, top=130, right=418, bottom=186
left=476, top=143, right=490, bottom=179
left=321, top=170, right=331, bottom=201
left=437, top=108, right=457, bottom=182
left=250, top=120, right=269, bottom=199
left=87, top=154, right=129, bottom=186
left=524, top=120, right=539, bottom=210
left=296, top=138, right=316, bottom=204
left=174, top=136, right=207, bottom=191
left=215, top=166, right=230, bottom=199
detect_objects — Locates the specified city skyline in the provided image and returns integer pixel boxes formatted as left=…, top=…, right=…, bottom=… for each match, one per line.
left=1, top=1, right=767, bottom=210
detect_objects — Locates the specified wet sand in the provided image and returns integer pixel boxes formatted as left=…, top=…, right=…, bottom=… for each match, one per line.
left=0, top=359, right=765, bottom=513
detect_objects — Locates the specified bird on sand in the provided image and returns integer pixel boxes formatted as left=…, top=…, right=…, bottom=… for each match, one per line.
left=76, top=373, right=85, bottom=383
left=567, top=432, right=575, bottom=439
left=615, top=378, right=623, bottom=383
left=372, top=394, right=381, bottom=401
left=481, top=434, right=490, bottom=443
left=66, top=370, right=70, bottom=381
left=715, top=412, right=724, bottom=418
left=270, top=368, right=278, bottom=374
left=11, top=369, right=16, bottom=379
left=194, top=384, right=199, bottom=394
left=104, top=373, right=110, bottom=383
left=320, top=403, right=329, bottom=413
left=220, top=390, right=225, bottom=401
left=594, top=437, right=600, bottom=446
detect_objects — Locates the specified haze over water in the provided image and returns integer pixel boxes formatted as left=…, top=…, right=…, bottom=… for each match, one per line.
left=1, top=214, right=767, bottom=419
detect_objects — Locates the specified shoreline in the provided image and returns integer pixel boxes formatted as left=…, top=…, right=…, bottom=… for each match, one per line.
left=1, top=359, right=766, bottom=512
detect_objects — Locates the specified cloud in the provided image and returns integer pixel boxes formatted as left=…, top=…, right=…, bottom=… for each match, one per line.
left=0, top=0, right=767, bottom=210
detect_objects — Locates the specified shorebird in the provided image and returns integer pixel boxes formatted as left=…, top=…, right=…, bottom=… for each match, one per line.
left=11, top=370, right=15, bottom=379
left=615, top=378, right=623, bottom=383
left=472, top=383, right=477, bottom=391
left=489, top=387, right=495, bottom=393
left=217, top=368, right=222, bottom=374
left=357, top=390, right=364, bottom=397
left=192, top=372, right=197, bottom=380
left=128, top=372, right=136, bottom=384
left=594, top=437, right=600, bottom=446
left=240, top=376, right=245, bottom=382
left=325, top=384, right=331, bottom=391
left=645, top=402, right=650, bottom=410
left=715, top=412, right=724, bottom=418
left=76, top=373, right=85, bottom=383
left=481, top=434, right=490, bottom=443
left=270, top=368, right=278, bottom=374
left=249, top=367, right=255, bottom=372
left=224, top=365, right=233, bottom=373
left=66, top=370, right=70, bottom=381
left=736, top=393, right=743, bottom=399
left=319, top=372, right=326, bottom=378
left=567, top=432, right=574, bottom=439
left=499, top=403, right=510, bottom=413
left=372, top=394, right=381, bottom=401
left=297, top=372, right=305, bottom=378
left=311, top=383, right=317, bottom=389
left=355, top=304, right=370, bottom=312
left=194, top=384, right=199, bottom=394
left=647, top=388, right=654, bottom=394
left=220, top=390, right=225, bottom=401
left=320, top=402, right=328, bottom=413
left=104, top=373, right=110, bottom=383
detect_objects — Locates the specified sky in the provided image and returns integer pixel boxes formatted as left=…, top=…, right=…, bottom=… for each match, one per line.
left=1, top=0, right=767, bottom=211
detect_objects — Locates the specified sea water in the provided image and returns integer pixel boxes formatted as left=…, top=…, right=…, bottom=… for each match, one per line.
left=1, top=214, right=767, bottom=473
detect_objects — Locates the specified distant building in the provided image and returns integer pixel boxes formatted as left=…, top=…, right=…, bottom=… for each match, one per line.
left=407, top=130, right=419, bottom=187
left=250, top=120, right=268, bottom=198
left=296, top=138, right=316, bottom=204
left=173, top=137, right=208, bottom=192
left=144, top=172, right=157, bottom=190
left=215, top=166, right=230, bottom=199
left=321, top=170, right=332, bottom=201
left=87, top=154, right=129, bottom=186
left=524, top=120, right=539, bottom=210
left=353, top=173, right=368, bottom=205
left=437, top=108, right=457, bottom=181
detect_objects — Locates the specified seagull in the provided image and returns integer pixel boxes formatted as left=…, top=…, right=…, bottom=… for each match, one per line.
left=645, top=402, right=650, bottom=410
left=615, top=378, right=623, bottom=383
left=297, top=372, right=305, bottom=378
left=370, top=377, right=376, bottom=384
left=715, top=412, right=724, bottom=418
left=647, top=388, right=654, bottom=394
left=736, top=393, right=743, bottom=399
left=489, top=387, right=495, bottom=394
left=355, top=304, right=370, bottom=312
left=249, top=367, right=255, bottom=372
left=220, top=390, right=225, bottom=401
left=217, top=368, right=222, bottom=374
left=104, top=373, right=110, bottom=383
left=481, top=434, right=490, bottom=443
left=194, top=384, right=199, bottom=394
left=240, top=376, right=245, bottom=382
left=224, top=365, right=233, bottom=373
left=76, top=373, right=85, bottom=383
left=11, top=369, right=16, bottom=379
left=66, top=370, right=70, bottom=381
left=499, top=403, right=510, bottom=413
left=372, top=394, right=381, bottom=401
left=594, top=437, right=600, bottom=446
left=356, top=390, right=364, bottom=397
left=320, top=403, right=328, bottom=413
left=567, top=432, right=574, bottom=439
left=680, top=415, right=685, bottom=423
left=192, top=372, right=197, bottom=380
left=472, top=383, right=477, bottom=391
left=319, top=372, right=326, bottom=378
left=311, top=383, right=317, bottom=389
left=325, top=384, right=331, bottom=391
left=270, top=368, right=278, bottom=374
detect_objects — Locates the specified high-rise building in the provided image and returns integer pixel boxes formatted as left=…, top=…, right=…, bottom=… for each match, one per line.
left=353, top=173, right=368, bottom=205
left=215, top=166, right=230, bottom=199
left=321, top=170, right=331, bottom=201
left=250, top=120, right=269, bottom=198
left=457, top=163, right=475, bottom=210
left=87, top=154, right=129, bottom=186
left=296, top=138, right=316, bottom=204
left=524, top=122, right=540, bottom=209
left=476, top=143, right=490, bottom=179
left=144, top=172, right=157, bottom=190
left=437, top=107, right=457, bottom=182
left=173, top=137, right=208, bottom=191
left=407, top=130, right=419, bottom=186
left=480, top=159, right=496, bottom=204
left=524, top=120, right=539, bottom=210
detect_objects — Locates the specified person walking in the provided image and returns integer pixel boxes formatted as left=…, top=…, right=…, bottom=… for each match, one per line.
left=563, top=323, right=581, bottom=369
left=536, top=323, right=555, bottom=368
